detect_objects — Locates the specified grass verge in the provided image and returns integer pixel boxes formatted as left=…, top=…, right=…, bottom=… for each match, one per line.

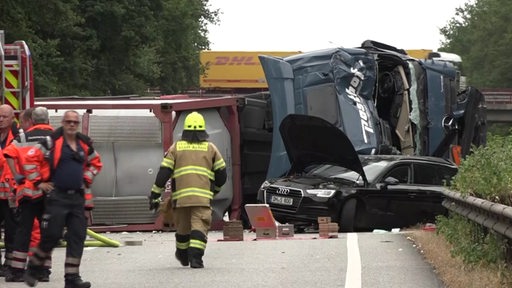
left=406, top=229, right=512, bottom=288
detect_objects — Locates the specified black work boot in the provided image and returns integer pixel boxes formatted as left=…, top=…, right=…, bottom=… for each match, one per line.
left=189, top=257, right=204, bottom=269
left=39, top=268, right=51, bottom=282
left=188, top=250, right=204, bottom=269
left=5, top=267, right=24, bottom=282
left=64, top=274, right=91, bottom=288
left=0, top=264, right=6, bottom=277
left=23, top=266, right=41, bottom=287
left=175, top=250, right=189, bottom=266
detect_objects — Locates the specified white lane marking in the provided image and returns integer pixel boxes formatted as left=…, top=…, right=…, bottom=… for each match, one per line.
left=345, top=233, right=362, bottom=288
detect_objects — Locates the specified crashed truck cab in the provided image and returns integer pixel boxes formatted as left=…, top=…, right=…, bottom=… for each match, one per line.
left=260, top=40, right=486, bottom=178
left=36, top=96, right=242, bottom=232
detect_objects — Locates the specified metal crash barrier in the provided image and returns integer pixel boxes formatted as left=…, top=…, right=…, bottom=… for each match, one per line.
left=442, top=188, right=512, bottom=240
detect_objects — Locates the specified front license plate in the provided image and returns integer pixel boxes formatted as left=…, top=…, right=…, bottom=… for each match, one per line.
left=270, top=195, right=293, bottom=205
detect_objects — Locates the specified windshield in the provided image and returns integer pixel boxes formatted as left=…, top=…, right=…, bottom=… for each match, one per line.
left=307, top=158, right=391, bottom=183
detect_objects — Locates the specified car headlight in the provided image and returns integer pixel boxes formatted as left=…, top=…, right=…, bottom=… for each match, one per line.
left=306, top=189, right=336, bottom=198
left=259, top=180, right=271, bottom=190
left=257, top=180, right=272, bottom=203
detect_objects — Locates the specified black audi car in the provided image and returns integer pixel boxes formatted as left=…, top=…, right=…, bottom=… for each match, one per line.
left=256, top=114, right=458, bottom=232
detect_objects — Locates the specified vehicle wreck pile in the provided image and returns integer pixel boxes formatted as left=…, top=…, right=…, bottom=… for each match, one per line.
left=257, top=40, right=486, bottom=232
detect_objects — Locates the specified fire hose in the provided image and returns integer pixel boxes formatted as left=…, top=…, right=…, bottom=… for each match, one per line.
left=0, top=229, right=121, bottom=248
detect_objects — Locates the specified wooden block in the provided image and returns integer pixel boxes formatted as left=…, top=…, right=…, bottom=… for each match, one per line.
left=277, top=224, right=294, bottom=237
left=317, top=217, right=331, bottom=224
left=256, top=228, right=276, bottom=239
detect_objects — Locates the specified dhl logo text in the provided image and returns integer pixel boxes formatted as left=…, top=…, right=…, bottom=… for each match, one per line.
left=206, top=56, right=260, bottom=66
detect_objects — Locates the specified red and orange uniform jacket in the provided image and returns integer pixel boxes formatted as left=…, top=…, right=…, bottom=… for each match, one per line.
left=33, top=128, right=103, bottom=209
left=3, top=124, right=55, bottom=203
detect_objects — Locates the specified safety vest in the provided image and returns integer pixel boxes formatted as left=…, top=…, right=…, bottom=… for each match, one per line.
left=162, top=140, right=226, bottom=207
left=0, top=123, right=18, bottom=200
left=3, top=124, right=54, bottom=202
left=35, top=127, right=102, bottom=209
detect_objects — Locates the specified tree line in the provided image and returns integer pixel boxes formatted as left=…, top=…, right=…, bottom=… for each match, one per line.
left=1, top=0, right=509, bottom=97
left=0, top=0, right=218, bottom=97
left=440, top=0, right=512, bottom=88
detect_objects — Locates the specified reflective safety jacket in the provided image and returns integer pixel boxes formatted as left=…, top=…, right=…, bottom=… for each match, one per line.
left=0, top=151, right=9, bottom=200
left=0, top=123, right=19, bottom=200
left=3, top=124, right=54, bottom=202
left=33, top=127, right=103, bottom=209
left=152, top=140, right=227, bottom=207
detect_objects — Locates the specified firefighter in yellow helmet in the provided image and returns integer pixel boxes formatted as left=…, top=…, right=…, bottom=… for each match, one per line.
left=149, top=111, right=227, bottom=268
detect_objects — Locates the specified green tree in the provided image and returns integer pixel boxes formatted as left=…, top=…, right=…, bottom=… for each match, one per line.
left=440, top=0, right=512, bottom=88
left=1, top=0, right=90, bottom=96
left=1, top=0, right=218, bottom=97
left=157, top=0, right=218, bottom=94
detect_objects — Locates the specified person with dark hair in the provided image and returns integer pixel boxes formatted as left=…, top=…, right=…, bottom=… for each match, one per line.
left=23, top=110, right=102, bottom=288
left=149, top=111, right=227, bottom=269
left=0, top=104, right=19, bottom=278
left=3, top=107, right=54, bottom=282
left=18, top=108, right=34, bottom=132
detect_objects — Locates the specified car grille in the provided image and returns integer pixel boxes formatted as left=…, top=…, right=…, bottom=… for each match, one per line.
left=264, top=185, right=303, bottom=213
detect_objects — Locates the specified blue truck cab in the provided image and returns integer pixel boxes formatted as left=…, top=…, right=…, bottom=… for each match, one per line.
left=260, top=40, right=486, bottom=178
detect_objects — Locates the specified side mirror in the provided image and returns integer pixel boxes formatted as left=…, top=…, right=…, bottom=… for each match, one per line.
left=384, top=177, right=400, bottom=185
left=377, top=177, right=400, bottom=190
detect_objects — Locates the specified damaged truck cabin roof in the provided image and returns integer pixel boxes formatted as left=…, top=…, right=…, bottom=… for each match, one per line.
left=260, top=39, right=486, bottom=178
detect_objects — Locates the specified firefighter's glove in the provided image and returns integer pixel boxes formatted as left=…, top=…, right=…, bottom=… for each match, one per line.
left=14, top=174, right=25, bottom=185
left=148, top=192, right=162, bottom=211
left=211, top=183, right=221, bottom=195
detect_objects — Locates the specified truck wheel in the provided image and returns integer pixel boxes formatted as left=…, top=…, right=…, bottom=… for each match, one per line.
left=339, top=198, right=357, bottom=232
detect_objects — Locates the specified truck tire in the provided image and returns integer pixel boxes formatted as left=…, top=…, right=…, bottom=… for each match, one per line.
left=339, top=198, right=357, bottom=232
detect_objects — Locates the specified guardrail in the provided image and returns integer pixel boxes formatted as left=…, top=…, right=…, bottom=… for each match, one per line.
left=482, top=89, right=512, bottom=104
left=442, top=189, right=512, bottom=239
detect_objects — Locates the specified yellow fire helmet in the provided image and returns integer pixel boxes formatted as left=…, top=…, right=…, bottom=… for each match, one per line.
left=183, top=111, right=206, bottom=131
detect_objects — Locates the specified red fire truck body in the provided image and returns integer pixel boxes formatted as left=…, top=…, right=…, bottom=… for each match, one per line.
left=0, top=30, right=34, bottom=113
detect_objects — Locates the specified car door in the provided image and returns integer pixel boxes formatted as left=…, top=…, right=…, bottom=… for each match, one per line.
left=356, top=162, right=446, bottom=230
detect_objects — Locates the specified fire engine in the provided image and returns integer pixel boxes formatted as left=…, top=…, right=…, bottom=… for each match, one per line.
left=0, top=30, right=34, bottom=113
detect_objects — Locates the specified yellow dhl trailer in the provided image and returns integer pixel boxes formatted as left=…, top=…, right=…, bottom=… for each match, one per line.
left=405, top=49, right=433, bottom=59
left=200, top=51, right=300, bottom=89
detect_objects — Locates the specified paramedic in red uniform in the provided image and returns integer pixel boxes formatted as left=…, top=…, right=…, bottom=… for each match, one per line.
left=4, top=107, right=54, bottom=282
left=149, top=111, right=227, bottom=269
left=0, top=104, right=19, bottom=277
left=23, top=110, right=102, bottom=288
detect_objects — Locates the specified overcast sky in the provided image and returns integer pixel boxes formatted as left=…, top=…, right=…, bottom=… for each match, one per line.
left=206, top=0, right=472, bottom=52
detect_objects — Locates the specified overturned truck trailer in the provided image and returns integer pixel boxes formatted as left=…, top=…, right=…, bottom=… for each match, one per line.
left=36, top=96, right=243, bottom=232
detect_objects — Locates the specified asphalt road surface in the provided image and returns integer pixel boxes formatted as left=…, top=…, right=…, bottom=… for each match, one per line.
left=3, top=230, right=445, bottom=288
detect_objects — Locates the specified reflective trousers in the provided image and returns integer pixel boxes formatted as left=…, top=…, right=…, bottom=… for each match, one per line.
left=174, top=206, right=212, bottom=261
left=0, top=199, right=16, bottom=266
left=10, top=198, right=49, bottom=271
left=29, top=189, right=87, bottom=275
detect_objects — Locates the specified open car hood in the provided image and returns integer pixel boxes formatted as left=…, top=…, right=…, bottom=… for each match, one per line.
left=279, top=114, right=368, bottom=185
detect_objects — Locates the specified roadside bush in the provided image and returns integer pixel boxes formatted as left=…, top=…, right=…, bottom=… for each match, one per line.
left=451, top=133, right=512, bottom=205
left=437, top=132, right=512, bottom=269
left=436, top=214, right=506, bottom=265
